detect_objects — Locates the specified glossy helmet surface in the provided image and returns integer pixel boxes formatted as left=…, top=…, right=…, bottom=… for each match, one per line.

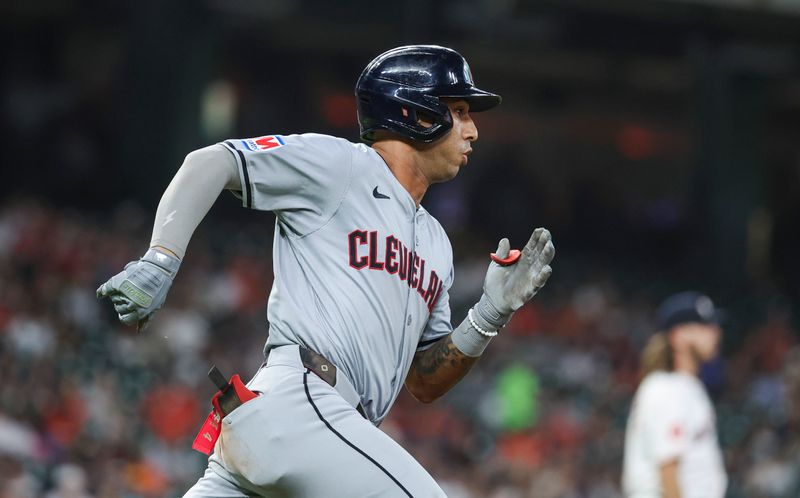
left=355, top=45, right=501, bottom=143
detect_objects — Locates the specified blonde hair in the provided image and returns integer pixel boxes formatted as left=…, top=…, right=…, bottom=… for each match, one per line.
left=640, top=332, right=673, bottom=377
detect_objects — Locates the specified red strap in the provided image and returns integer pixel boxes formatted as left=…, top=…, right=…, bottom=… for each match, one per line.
left=192, top=392, right=223, bottom=455
left=230, top=375, right=257, bottom=403
left=191, top=375, right=257, bottom=455
left=490, top=249, right=521, bottom=266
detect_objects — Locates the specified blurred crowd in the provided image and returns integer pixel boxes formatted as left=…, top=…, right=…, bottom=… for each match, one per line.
left=1, top=199, right=799, bottom=498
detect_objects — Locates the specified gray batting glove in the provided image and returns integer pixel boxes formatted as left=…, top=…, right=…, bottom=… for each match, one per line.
left=96, top=248, right=181, bottom=332
left=473, top=228, right=555, bottom=330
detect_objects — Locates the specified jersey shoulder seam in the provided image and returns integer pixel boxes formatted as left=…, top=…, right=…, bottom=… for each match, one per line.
left=219, top=141, right=250, bottom=208
left=287, top=139, right=355, bottom=239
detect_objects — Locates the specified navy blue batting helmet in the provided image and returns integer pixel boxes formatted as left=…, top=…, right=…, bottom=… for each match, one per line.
left=355, top=45, right=502, bottom=143
left=656, top=291, right=723, bottom=331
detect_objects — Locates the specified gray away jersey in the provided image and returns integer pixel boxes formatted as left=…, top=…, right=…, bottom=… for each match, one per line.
left=220, top=133, right=454, bottom=424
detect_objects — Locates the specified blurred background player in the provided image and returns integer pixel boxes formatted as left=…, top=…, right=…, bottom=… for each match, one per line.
left=622, top=291, right=727, bottom=498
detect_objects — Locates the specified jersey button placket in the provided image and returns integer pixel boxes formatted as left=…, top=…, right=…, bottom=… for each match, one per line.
left=414, top=211, right=422, bottom=247
left=405, top=213, right=419, bottom=330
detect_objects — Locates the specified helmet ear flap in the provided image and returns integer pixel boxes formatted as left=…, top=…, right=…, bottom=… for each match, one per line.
left=357, top=89, right=454, bottom=143
left=399, top=106, right=417, bottom=125
left=399, top=106, right=441, bottom=130
left=394, top=91, right=453, bottom=140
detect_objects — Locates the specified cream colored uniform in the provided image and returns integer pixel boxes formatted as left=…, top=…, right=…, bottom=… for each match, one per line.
left=622, top=371, right=727, bottom=498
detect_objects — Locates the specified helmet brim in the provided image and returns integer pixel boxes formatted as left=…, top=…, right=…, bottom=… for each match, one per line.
left=439, top=88, right=502, bottom=112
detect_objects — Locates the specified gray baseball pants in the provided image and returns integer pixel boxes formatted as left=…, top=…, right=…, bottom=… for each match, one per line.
left=183, top=345, right=446, bottom=498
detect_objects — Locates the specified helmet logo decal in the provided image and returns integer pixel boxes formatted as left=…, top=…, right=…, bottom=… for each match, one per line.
left=464, top=63, right=475, bottom=84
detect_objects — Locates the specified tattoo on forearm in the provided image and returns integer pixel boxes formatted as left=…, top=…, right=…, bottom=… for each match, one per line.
left=414, top=335, right=476, bottom=377
left=407, top=335, right=480, bottom=401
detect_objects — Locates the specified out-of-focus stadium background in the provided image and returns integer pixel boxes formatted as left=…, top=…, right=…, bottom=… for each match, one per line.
left=2, top=0, right=800, bottom=496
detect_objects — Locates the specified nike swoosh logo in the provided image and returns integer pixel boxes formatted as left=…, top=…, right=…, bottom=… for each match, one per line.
left=373, top=186, right=390, bottom=199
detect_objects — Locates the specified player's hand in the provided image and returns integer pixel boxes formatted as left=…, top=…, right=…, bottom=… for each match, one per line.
left=96, top=248, right=181, bottom=332
left=475, top=228, right=554, bottom=328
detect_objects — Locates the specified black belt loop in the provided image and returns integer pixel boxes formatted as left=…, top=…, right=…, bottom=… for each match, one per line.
left=297, top=345, right=367, bottom=419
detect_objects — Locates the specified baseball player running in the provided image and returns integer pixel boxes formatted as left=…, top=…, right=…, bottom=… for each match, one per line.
left=97, top=45, right=555, bottom=497
left=622, top=291, right=728, bottom=498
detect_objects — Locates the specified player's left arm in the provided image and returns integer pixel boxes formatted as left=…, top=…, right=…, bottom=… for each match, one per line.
left=406, top=335, right=478, bottom=403
left=406, top=228, right=554, bottom=403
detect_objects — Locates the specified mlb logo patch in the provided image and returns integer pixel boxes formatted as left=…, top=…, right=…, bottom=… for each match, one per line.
left=242, top=135, right=285, bottom=151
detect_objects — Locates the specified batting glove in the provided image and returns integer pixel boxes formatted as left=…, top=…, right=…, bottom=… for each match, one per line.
left=474, top=228, right=554, bottom=330
left=96, top=248, right=181, bottom=331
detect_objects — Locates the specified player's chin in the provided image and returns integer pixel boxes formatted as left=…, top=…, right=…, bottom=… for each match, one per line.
left=452, top=155, right=469, bottom=172
left=444, top=164, right=461, bottom=181
left=433, top=159, right=463, bottom=183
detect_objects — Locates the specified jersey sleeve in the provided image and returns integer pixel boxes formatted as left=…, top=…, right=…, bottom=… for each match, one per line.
left=416, top=266, right=454, bottom=351
left=640, top=379, right=690, bottom=463
left=221, top=133, right=354, bottom=236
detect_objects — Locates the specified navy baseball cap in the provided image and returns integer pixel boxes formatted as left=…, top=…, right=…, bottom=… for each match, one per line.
left=656, top=291, right=722, bottom=331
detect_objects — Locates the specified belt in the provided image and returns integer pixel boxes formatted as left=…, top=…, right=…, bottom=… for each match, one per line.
left=258, top=344, right=367, bottom=419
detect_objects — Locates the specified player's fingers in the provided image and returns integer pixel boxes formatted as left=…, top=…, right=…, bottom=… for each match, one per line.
left=534, top=228, right=551, bottom=254
left=490, top=238, right=521, bottom=265
left=119, top=311, right=139, bottom=326
left=533, top=265, right=553, bottom=288
left=137, top=315, right=152, bottom=333
left=98, top=271, right=129, bottom=297
left=96, top=281, right=113, bottom=298
left=523, top=228, right=543, bottom=251
left=522, top=228, right=545, bottom=259
left=495, top=238, right=510, bottom=259
left=532, top=229, right=552, bottom=265
left=539, top=228, right=551, bottom=244
left=540, top=240, right=555, bottom=265
left=111, top=293, right=133, bottom=308
left=113, top=300, right=136, bottom=315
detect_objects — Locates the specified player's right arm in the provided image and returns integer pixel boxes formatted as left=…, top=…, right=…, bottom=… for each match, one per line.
left=97, top=145, right=240, bottom=330
left=660, top=459, right=681, bottom=498
left=98, top=134, right=351, bottom=330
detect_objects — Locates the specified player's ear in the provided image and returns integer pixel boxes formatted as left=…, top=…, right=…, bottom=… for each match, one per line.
left=416, top=111, right=436, bottom=129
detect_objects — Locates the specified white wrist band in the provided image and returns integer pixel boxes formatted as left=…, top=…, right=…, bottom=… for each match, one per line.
left=468, top=308, right=499, bottom=337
